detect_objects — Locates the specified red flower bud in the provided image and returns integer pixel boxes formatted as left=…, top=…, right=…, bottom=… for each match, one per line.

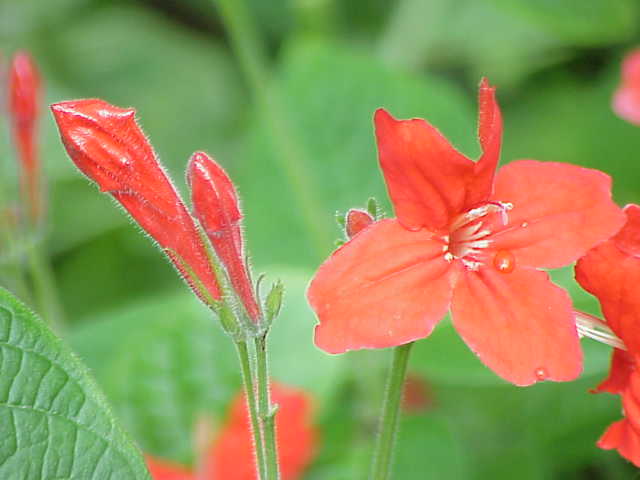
left=8, top=51, right=42, bottom=221
left=187, top=151, right=260, bottom=321
left=345, top=208, right=374, bottom=238
left=50, top=99, right=221, bottom=303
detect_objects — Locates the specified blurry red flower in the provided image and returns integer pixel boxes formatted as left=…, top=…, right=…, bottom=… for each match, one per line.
left=308, top=78, right=624, bottom=386
left=146, top=457, right=193, bottom=480
left=188, top=151, right=260, bottom=321
left=146, top=383, right=317, bottom=480
left=402, top=372, right=434, bottom=414
left=8, top=51, right=42, bottom=221
left=613, top=49, right=640, bottom=125
left=51, top=99, right=221, bottom=303
left=576, top=204, right=640, bottom=466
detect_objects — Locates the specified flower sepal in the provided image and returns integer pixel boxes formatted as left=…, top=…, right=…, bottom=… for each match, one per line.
left=263, top=279, right=284, bottom=329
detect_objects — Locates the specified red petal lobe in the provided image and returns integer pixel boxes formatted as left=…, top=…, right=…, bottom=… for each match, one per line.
left=489, top=160, right=624, bottom=269
left=465, top=78, right=503, bottom=206
left=374, top=109, right=474, bottom=231
left=308, top=219, right=456, bottom=353
left=206, top=383, right=317, bottom=480
left=451, top=266, right=582, bottom=386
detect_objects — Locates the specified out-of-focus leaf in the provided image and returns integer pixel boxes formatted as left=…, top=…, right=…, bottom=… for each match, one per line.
left=378, top=0, right=569, bottom=88
left=56, top=227, right=180, bottom=323
left=266, top=268, right=346, bottom=401
left=69, top=267, right=345, bottom=464
left=0, top=287, right=150, bottom=479
left=489, top=0, right=639, bottom=46
left=394, top=413, right=468, bottom=479
left=70, top=293, right=238, bottom=465
left=239, top=38, right=476, bottom=268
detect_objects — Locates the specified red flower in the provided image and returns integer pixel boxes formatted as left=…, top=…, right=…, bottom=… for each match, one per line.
left=613, top=49, right=640, bottom=125
left=308, top=78, right=625, bottom=386
left=188, top=151, right=260, bottom=321
left=8, top=51, right=42, bottom=221
left=575, top=204, right=640, bottom=466
left=51, top=99, right=221, bottom=303
left=145, top=383, right=317, bottom=480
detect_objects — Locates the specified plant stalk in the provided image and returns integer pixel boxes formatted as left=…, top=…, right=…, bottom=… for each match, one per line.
left=255, top=334, right=280, bottom=479
left=235, top=340, right=267, bottom=479
left=369, top=342, right=414, bottom=480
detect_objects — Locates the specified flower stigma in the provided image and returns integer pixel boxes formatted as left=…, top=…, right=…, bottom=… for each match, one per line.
left=443, top=201, right=513, bottom=271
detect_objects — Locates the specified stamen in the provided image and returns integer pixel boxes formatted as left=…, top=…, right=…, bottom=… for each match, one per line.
left=575, top=311, right=625, bottom=350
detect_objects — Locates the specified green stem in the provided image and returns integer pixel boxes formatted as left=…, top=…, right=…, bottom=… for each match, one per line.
left=27, top=243, right=65, bottom=333
left=235, top=341, right=267, bottom=479
left=370, top=342, right=414, bottom=480
left=255, top=335, right=279, bottom=479
left=215, top=0, right=333, bottom=259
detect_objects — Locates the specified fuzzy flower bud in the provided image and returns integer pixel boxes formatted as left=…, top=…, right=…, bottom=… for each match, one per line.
left=345, top=208, right=374, bottom=238
left=50, top=99, right=221, bottom=303
left=187, top=151, right=260, bottom=322
left=9, top=51, right=42, bottom=221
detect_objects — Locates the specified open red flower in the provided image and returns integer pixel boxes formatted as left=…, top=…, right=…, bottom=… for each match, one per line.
left=9, top=51, right=42, bottom=221
left=613, top=49, right=640, bottom=125
left=51, top=99, right=221, bottom=303
left=575, top=204, right=640, bottom=466
left=146, top=383, right=317, bottom=480
left=308, top=78, right=625, bottom=386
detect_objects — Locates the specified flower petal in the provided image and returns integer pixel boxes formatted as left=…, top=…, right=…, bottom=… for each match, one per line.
left=575, top=216, right=640, bottom=352
left=489, top=160, right=624, bottom=269
left=465, top=78, right=503, bottom=207
left=451, top=266, right=582, bottom=386
left=374, top=109, right=474, bottom=231
left=593, top=349, right=635, bottom=395
left=308, top=219, right=456, bottom=353
left=597, top=419, right=640, bottom=467
left=145, top=456, right=193, bottom=480
left=206, top=383, right=317, bottom=480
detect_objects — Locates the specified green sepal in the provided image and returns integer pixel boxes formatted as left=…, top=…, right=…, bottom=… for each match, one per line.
left=264, top=280, right=284, bottom=327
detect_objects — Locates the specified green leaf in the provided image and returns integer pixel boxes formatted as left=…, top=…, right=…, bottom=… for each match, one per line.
left=239, top=38, right=476, bottom=268
left=264, top=279, right=284, bottom=326
left=0, top=287, right=150, bottom=479
left=489, top=0, right=639, bottom=45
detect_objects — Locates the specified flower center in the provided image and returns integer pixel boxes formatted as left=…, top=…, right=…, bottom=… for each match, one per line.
left=443, top=201, right=512, bottom=271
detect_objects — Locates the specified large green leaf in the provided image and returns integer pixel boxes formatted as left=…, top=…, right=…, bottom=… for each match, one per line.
left=0, top=287, right=150, bottom=479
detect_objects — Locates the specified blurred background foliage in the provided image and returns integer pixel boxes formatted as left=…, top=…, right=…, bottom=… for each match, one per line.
left=1, top=0, right=640, bottom=478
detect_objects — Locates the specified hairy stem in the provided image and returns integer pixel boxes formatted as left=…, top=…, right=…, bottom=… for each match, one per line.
left=255, top=335, right=280, bottom=479
left=235, top=340, right=267, bottom=479
left=370, top=342, right=414, bottom=480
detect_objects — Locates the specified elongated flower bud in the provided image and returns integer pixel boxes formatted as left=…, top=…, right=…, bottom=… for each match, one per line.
left=50, top=99, right=221, bottom=303
left=187, top=151, right=260, bottom=322
left=9, top=51, right=42, bottom=221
